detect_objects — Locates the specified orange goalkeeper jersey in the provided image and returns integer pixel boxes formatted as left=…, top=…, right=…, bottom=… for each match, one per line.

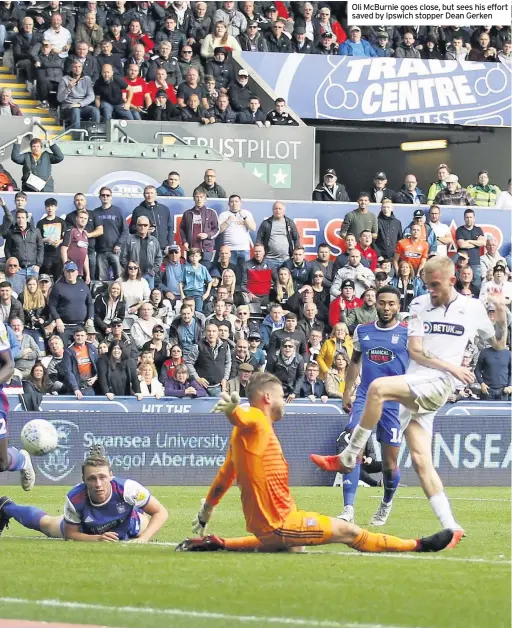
left=206, top=406, right=296, bottom=536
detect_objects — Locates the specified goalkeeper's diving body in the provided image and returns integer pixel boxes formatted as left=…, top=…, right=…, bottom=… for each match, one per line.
left=176, top=372, right=455, bottom=553
left=0, top=446, right=168, bottom=543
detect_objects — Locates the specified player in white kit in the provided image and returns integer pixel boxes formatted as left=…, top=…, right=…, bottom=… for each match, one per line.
left=320, top=257, right=508, bottom=548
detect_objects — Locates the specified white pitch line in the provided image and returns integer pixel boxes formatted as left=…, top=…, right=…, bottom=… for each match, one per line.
left=369, top=496, right=512, bottom=503
left=0, top=598, right=421, bottom=628
left=5, top=537, right=510, bottom=565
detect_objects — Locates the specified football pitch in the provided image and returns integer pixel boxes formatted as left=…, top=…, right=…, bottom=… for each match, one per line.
left=0, top=485, right=510, bottom=628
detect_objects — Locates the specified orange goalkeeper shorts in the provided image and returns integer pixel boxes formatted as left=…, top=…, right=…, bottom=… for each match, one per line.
left=257, top=510, right=333, bottom=549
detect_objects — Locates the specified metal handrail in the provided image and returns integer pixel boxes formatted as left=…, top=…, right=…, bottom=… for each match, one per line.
left=0, top=131, right=34, bottom=157
left=154, top=132, right=188, bottom=145
left=51, top=128, right=89, bottom=142
left=32, top=120, right=48, bottom=140
left=112, top=124, right=137, bottom=144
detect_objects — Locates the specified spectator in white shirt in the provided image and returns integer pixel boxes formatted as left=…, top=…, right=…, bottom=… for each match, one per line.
left=480, top=237, right=508, bottom=282
left=218, top=194, right=256, bottom=266
left=495, top=178, right=512, bottom=209
left=44, top=13, right=73, bottom=58
left=479, top=262, right=512, bottom=305
left=428, top=205, right=453, bottom=257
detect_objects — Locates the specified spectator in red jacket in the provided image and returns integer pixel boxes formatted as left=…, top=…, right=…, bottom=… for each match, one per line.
left=328, top=279, right=364, bottom=328
left=356, top=229, right=378, bottom=271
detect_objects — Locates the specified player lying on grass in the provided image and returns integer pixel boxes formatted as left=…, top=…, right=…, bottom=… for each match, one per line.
left=176, top=373, right=455, bottom=553
left=0, top=445, right=168, bottom=542
left=311, top=257, right=508, bottom=546
left=0, top=319, right=35, bottom=491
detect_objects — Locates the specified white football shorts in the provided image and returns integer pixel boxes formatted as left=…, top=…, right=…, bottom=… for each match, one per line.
left=400, top=372, right=454, bottom=435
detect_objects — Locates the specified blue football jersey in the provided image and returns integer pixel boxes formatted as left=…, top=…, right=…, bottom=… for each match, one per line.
left=64, top=477, right=151, bottom=540
left=353, top=321, right=409, bottom=398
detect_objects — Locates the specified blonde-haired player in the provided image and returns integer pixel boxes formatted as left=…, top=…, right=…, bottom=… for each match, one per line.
left=312, top=256, right=508, bottom=548
left=176, top=373, right=455, bottom=553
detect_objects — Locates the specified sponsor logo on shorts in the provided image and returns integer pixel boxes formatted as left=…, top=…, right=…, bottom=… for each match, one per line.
left=367, top=347, right=395, bottom=364
left=423, top=322, right=464, bottom=336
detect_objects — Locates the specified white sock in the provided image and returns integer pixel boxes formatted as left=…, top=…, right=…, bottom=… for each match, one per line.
left=347, top=425, right=372, bottom=457
left=429, top=492, right=458, bottom=529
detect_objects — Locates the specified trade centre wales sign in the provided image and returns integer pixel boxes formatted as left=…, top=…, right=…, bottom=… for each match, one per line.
left=243, top=54, right=512, bottom=127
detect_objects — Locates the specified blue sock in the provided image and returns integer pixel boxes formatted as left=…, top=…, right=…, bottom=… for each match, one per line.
left=3, top=502, right=46, bottom=532
left=343, top=463, right=360, bottom=507
left=383, top=467, right=401, bottom=504
left=7, top=447, right=25, bottom=472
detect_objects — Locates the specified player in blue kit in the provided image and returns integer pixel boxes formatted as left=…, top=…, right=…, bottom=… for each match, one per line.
left=0, top=320, right=35, bottom=491
left=311, top=286, right=408, bottom=526
left=0, top=446, right=168, bottom=542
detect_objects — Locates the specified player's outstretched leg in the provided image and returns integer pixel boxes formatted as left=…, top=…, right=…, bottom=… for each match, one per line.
left=0, top=496, right=63, bottom=538
left=0, top=441, right=36, bottom=491
left=176, top=534, right=264, bottom=552
left=330, top=518, right=454, bottom=553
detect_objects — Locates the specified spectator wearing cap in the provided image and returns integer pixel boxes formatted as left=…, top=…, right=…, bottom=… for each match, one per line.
left=185, top=322, right=231, bottom=396
left=291, top=26, right=314, bottom=53
left=338, top=26, right=377, bottom=57
left=313, top=169, right=350, bottom=202
left=238, top=19, right=269, bottom=51
left=93, top=281, right=126, bottom=339
left=331, top=249, right=375, bottom=299
left=248, top=330, right=266, bottom=367
left=3, top=208, right=44, bottom=279
left=495, top=179, right=512, bottom=209
left=146, top=89, right=179, bottom=121
left=300, top=362, right=328, bottom=403
left=328, top=280, right=363, bottom=328
left=49, top=261, right=94, bottom=347
left=467, top=171, right=501, bottom=207
left=227, top=362, right=254, bottom=397
left=314, top=31, right=338, bottom=55
left=157, top=172, right=185, bottom=197
left=395, top=30, right=421, bottom=58
left=434, top=174, right=475, bottom=207
left=396, top=174, right=427, bottom=205
left=265, top=19, right=293, bottom=53
left=266, top=98, right=298, bottom=127
left=218, top=195, right=256, bottom=266
left=372, top=30, right=394, bottom=56
left=201, top=20, right=242, bottom=59
left=212, top=93, right=237, bottom=124
left=205, top=47, right=236, bottom=91
left=480, top=263, right=512, bottom=305
left=428, top=205, right=453, bottom=257
left=106, top=20, right=132, bottom=59
left=480, top=237, right=507, bottom=282
left=57, top=58, right=99, bottom=129
left=33, top=41, right=65, bottom=109
left=266, top=338, right=305, bottom=403
left=475, top=343, right=512, bottom=401
left=340, top=193, right=378, bottom=242
left=374, top=199, right=403, bottom=261
left=403, top=209, right=438, bottom=255
left=427, top=163, right=459, bottom=205
left=237, top=96, right=270, bottom=126
left=256, top=201, right=300, bottom=270
left=227, top=68, right=253, bottom=112
left=369, top=172, right=398, bottom=204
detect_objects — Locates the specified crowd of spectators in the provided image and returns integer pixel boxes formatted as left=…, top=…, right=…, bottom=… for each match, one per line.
left=2, top=2, right=508, bottom=125
left=0, top=158, right=509, bottom=409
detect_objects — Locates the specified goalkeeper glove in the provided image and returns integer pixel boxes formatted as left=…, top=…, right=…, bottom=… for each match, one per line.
left=212, top=392, right=240, bottom=415
left=192, top=498, right=214, bottom=537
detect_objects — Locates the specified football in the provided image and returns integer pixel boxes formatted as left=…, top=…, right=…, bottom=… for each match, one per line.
left=20, top=419, right=59, bottom=456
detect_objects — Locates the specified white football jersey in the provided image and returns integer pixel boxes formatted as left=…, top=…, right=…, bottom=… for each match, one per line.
left=407, top=293, right=495, bottom=381
left=0, top=321, right=10, bottom=353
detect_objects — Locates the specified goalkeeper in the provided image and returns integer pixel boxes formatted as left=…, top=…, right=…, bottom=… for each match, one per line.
left=177, top=372, right=455, bottom=553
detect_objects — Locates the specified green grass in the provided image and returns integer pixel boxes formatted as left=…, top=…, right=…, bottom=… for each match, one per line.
left=0, top=486, right=510, bottom=628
